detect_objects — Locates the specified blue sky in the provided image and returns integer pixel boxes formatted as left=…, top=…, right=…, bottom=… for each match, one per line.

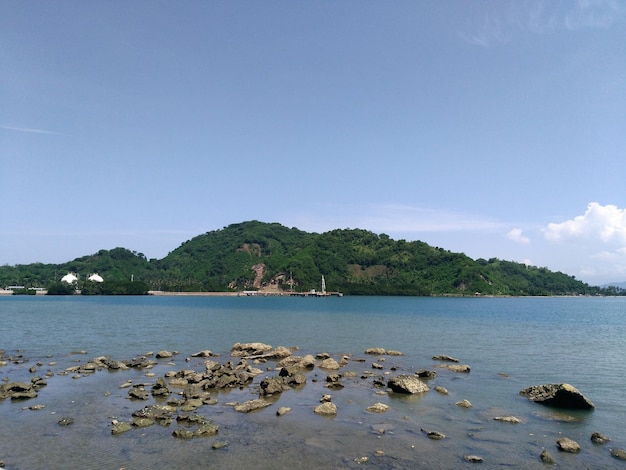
left=2, top=1, right=625, bottom=286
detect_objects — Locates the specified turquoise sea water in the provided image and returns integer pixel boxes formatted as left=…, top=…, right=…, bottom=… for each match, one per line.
left=1, top=295, right=625, bottom=469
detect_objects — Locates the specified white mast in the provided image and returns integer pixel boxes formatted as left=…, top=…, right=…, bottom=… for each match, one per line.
left=321, top=275, right=326, bottom=294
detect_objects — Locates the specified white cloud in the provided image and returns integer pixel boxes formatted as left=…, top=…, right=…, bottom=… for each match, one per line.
left=506, top=228, right=530, bottom=244
left=541, top=203, right=626, bottom=284
left=543, top=202, right=626, bottom=244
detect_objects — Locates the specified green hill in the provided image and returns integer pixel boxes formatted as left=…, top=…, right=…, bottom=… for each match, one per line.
left=0, top=220, right=614, bottom=296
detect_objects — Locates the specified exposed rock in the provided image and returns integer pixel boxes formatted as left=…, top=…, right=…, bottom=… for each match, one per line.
left=326, top=373, right=341, bottom=383
left=276, top=407, right=292, bottom=416
left=194, top=421, right=219, bottom=437
left=455, top=399, right=472, bottom=408
left=387, top=375, right=429, bottom=394
left=591, top=432, right=611, bottom=444
left=372, top=362, right=384, bottom=370
left=433, top=355, right=460, bottom=362
left=151, top=377, right=171, bottom=397
left=365, top=348, right=386, bottom=355
left=434, top=386, right=449, bottom=395
left=128, top=386, right=149, bottom=400
left=386, top=350, right=403, bottom=356
left=132, top=417, right=154, bottom=428
left=231, top=342, right=272, bottom=357
left=540, top=449, right=556, bottom=464
left=611, top=449, right=626, bottom=461
left=260, top=376, right=289, bottom=395
left=435, top=364, right=471, bottom=373
left=0, top=382, right=38, bottom=400
left=314, top=402, right=337, bottom=416
left=156, top=350, right=174, bottom=359
left=556, top=437, right=581, bottom=453
left=234, top=399, right=272, bottom=413
left=191, top=350, right=214, bottom=358
left=494, top=416, right=521, bottom=423
left=415, top=369, right=437, bottom=379
left=111, top=421, right=132, bottom=435
left=421, top=428, right=445, bottom=440
left=318, top=358, right=340, bottom=370
left=212, top=440, right=230, bottom=449
left=366, top=402, right=389, bottom=413
left=132, top=405, right=175, bottom=425
left=172, top=429, right=194, bottom=439
left=520, top=384, right=594, bottom=410
left=464, top=455, right=483, bottom=463
left=58, top=417, right=74, bottom=426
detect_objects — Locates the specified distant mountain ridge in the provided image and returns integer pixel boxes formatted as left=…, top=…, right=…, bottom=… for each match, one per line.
left=1, top=221, right=621, bottom=296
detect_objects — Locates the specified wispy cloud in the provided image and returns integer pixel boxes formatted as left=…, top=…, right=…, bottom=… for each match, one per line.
left=0, top=125, right=61, bottom=135
left=460, top=0, right=624, bottom=47
left=285, top=203, right=506, bottom=236
left=565, top=0, right=625, bottom=30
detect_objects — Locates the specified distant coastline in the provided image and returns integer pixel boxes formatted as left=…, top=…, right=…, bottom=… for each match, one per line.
left=148, top=290, right=239, bottom=296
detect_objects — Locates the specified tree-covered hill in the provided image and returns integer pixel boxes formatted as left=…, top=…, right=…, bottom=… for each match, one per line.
left=0, top=220, right=616, bottom=296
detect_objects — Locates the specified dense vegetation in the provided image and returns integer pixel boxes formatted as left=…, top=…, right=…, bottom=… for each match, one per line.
left=1, top=221, right=622, bottom=296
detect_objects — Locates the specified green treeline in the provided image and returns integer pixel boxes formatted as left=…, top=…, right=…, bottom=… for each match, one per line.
left=0, top=221, right=622, bottom=296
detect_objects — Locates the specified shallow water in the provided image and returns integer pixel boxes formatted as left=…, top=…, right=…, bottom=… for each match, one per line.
left=1, top=295, right=625, bottom=468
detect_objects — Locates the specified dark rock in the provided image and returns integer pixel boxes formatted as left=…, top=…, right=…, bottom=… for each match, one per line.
left=260, top=376, right=288, bottom=396
left=432, top=355, right=459, bottom=362
left=591, top=432, right=610, bottom=444
left=58, top=417, right=74, bottom=426
left=520, top=384, right=594, bottom=410
left=415, top=369, right=437, bottom=379
left=151, top=377, right=171, bottom=397
left=421, top=428, right=445, bottom=440
left=128, top=386, right=149, bottom=400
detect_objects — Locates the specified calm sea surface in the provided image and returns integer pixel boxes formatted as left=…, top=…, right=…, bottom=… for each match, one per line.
left=1, top=295, right=625, bottom=469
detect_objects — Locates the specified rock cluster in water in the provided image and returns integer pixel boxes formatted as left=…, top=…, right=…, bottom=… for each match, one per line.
left=1, top=345, right=622, bottom=467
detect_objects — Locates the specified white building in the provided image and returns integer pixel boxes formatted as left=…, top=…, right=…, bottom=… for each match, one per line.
left=61, top=272, right=79, bottom=284
left=87, top=273, right=104, bottom=283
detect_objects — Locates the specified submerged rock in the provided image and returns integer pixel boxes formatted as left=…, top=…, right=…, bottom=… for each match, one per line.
left=540, top=449, right=556, bottom=464
left=611, top=449, right=626, bottom=461
left=520, top=383, right=594, bottom=410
